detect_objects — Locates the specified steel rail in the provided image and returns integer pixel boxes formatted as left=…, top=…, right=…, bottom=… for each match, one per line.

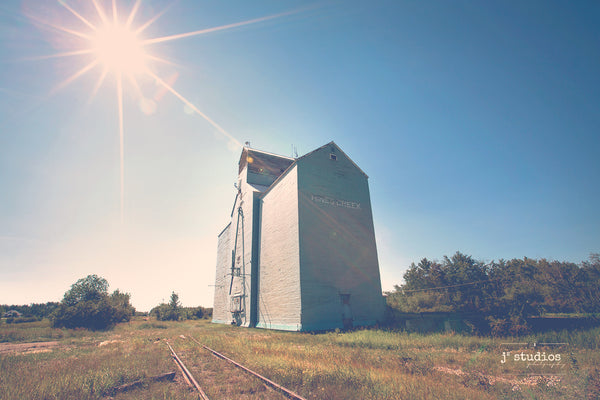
left=166, top=341, right=210, bottom=400
left=187, top=337, right=307, bottom=400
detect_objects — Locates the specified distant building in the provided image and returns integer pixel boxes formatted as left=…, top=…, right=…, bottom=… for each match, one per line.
left=212, top=142, right=384, bottom=331
left=3, top=310, right=22, bottom=318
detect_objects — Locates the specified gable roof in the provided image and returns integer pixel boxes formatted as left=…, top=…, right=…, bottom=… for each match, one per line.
left=238, top=147, right=295, bottom=176
left=258, top=160, right=298, bottom=199
left=295, top=141, right=369, bottom=179
left=218, top=222, right=231, bottom=238
left=258, top=141, right=368, bottom=199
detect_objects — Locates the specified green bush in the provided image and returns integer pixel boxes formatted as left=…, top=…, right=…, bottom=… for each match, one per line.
left=51, top=275, right=135, bottom=330
left=150, top=292, right=181, bottom=321
left=150, top=303, right=179, bottom=321
left=149, top=291, right=212, bottom=321
left=6, top=316, right=40, bottom=324
left=138, top=322, right=168, bottom=329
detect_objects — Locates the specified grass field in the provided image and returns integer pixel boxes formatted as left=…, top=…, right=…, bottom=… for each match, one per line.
left=1, top=318, right=599, bottom=399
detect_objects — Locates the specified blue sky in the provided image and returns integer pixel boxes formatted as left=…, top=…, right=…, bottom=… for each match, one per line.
left=1, top=0, right=598, bottom=311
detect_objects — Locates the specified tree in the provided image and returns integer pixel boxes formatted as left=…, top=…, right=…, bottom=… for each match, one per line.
left=150, top=292, right=186, bottom=321
left=62, top=275, right=109, bottom=306
left=109, top=290, right=136, bottom=323
left=387, top=252, right=600, bottom=336
left=169, top=292, right=180, bottom=310
left=580, top=254, right=600, bottom=312
left=51, top=275, right=135, bottom=330
left=150, top=302, right=213, bottom=321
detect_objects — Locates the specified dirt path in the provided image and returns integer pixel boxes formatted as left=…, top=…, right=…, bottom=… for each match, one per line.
left=433, top=365, right=562, bottom=390
left=0, top=341, right=60, bottom=354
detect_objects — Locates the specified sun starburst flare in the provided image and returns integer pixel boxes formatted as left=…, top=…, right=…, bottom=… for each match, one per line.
left=26, top=0, right=299, bottom=223
left=92, top=23, right=147, bottom=75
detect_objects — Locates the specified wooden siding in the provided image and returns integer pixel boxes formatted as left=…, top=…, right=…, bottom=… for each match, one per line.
left=231, top=173, right=262, bottom=327
left=257, top=166, right=302, bottom=330
left=297, top=143, right=384, bottom=330
left=213, top=166, right=264, bottom=327
left=214, top=142, right=384, bottom=331
left=212, top=223, right=232, bottom=324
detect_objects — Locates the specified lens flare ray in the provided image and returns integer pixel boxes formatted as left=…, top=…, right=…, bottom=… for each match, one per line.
left=125, top=0, right=142, bottom=27
left=29, top=0, right=303, bottom=222
left=26, top=12, right=91, bottom=40
left=117, top=72, right=125, bottom=224
left=134, top=3, right=173, bottom=35
left=142, top=10, right=296, bottom=45
left=147, top=70, right=241, bottom=147
left=91, top=0, right=110, bottom=25
left=58, top=0, right=96, bottom=30
left=89, top=68, right=109, bottom=104
left=145, top=54, right=179, bottom=67
left=125, top=72, right=143, bottom=100
left=49, top=59, right=99, bottom=96
left=112, top=0, right=119, bottom=23
left=22, top=49, right=93, bottom=61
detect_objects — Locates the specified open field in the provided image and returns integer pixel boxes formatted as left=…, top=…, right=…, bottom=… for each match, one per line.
left=1, top=318, right=599, bottom=399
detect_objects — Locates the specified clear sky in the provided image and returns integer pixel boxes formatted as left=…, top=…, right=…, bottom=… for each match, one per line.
left=1, top=0, right=599, bottom=311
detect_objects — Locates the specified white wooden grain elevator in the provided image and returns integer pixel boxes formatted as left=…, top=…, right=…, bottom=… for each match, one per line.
left=212, top=142, right=384, bottom=331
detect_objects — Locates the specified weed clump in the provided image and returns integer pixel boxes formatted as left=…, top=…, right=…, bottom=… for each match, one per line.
left=138, top=323, right=168, bottom=330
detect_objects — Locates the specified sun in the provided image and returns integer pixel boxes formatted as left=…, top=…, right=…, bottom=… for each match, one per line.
left=28, top=0, right=297, bottom=223
left=91, top=22, right=147, bottom=76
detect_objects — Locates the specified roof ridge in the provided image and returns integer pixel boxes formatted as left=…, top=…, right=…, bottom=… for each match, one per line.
left=244, top=146, right=295, bottom=160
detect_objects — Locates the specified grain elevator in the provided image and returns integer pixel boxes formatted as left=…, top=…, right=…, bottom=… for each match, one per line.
left=212, top=142, right=384, bottom=331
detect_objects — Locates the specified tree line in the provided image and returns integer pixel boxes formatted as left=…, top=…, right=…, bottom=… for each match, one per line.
left=0, top=302, right=59, bottom=323
left=2, top=275, right=212, bottom=330
left=149, top=291, right=212, bottom=321
left=386, top=252, right=600, bottom=335
left=1, top=275, right=135, bottom=329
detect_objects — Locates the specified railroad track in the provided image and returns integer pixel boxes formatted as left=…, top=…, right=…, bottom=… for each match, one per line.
left=166, top=340, right=210, bottom=400
left=166, top=336, right=307, bottom=400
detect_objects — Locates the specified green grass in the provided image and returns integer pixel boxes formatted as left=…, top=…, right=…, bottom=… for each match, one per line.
left=520, top=327, right=600, bottom=349
left=0, top=319, right=94, bottom=343
left=1, top=318, right=599, bottom=399
left=138, top=322, right=169, bottom=330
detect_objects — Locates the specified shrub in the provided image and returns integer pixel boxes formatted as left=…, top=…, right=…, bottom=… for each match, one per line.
left=150, top=292, right=181, bottom=321
left=139, top=322, right=168, bottom=329
left=51, top=275, right=135, bottom=330
left=487, top=316, right=531, bottom=337
left=150, top=303, right=179, bottom=321
left=6, top=316, right=40, bottom=324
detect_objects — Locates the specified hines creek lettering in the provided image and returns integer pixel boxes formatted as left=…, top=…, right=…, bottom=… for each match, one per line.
left=310, top=194, right=361, bottom=209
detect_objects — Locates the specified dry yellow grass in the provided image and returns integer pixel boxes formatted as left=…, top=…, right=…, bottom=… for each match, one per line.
left=1, top=318, right=598, bottom=399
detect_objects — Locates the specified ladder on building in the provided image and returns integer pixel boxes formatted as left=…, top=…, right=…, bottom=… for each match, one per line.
left=228, top=201, right=246, bottom=324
